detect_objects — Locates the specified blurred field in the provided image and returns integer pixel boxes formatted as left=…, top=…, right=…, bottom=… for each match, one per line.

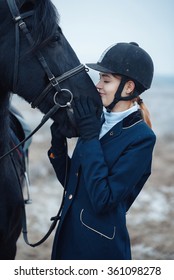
left=12, top=76, right=174, bottom=260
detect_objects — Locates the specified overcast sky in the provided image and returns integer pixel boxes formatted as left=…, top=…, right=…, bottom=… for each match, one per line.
left=52, top=0, right=174, bottom=77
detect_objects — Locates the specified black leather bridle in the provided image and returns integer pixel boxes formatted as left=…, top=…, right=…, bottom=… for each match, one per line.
left=2, top=0, right=86, bottom=246
left=0, top=0, right=86, bottom=160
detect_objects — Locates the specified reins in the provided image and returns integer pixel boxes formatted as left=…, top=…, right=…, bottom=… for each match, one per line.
left=10, top=144, right=69, bottom=247
left=0, top=102, right=61, bottom=160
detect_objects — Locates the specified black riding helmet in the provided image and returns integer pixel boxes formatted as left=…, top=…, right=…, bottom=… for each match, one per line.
left=86, top=42, right=154, bottom=111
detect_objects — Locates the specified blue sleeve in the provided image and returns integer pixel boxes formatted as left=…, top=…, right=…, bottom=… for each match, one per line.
left=48, top=140, right=71, bottom=187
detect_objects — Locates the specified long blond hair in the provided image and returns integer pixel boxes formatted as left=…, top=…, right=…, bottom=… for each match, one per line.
left=137, top=97, right=152, bottom=128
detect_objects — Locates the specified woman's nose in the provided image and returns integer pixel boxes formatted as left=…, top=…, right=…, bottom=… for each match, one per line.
left=96, top=81, right=102, bottom=91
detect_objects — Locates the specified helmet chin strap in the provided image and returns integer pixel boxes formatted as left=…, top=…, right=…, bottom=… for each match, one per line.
left=106, top=76, right=139, bottom=112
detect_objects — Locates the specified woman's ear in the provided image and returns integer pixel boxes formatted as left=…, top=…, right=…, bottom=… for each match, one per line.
left=125, top=80, right=135, bottom=94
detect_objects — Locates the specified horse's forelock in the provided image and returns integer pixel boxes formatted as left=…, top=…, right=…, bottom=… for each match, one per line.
left=19, top=0, right=60, bottom=51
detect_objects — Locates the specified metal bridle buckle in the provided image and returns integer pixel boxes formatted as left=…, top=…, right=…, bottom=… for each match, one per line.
left=53, top=89, right=73, bottom=108
left=49, top=75, right=59, bottom=87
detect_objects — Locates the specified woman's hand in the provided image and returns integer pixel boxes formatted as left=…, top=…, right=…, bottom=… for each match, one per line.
left=73, top=96, right=101, bottom=140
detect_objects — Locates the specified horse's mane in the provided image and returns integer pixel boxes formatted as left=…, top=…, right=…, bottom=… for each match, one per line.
left=0, top=0, right=60, bottom=155
left=18, top=0, right=60, bottom=51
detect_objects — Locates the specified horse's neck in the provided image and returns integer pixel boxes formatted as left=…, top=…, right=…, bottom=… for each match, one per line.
left=0, top=92, right=10, bottom=156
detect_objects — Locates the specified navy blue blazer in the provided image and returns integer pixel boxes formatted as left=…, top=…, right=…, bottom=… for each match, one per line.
left=48, top=111, right=156, bottom=260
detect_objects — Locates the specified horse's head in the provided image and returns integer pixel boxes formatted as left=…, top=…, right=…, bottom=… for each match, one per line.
left=0, top=0, right=102, bottom=137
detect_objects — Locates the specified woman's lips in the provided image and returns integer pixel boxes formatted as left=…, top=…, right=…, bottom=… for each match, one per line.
left=99, top=92, right=105, bottom=96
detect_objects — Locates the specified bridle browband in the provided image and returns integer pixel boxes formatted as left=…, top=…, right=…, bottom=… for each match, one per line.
left=2, top=0, right=86, bottom=246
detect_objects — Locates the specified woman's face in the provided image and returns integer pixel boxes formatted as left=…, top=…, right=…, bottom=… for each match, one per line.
left=96, top=73, right=122, bottom=107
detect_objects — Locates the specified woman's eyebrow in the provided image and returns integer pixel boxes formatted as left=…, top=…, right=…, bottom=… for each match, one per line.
left=100, top=73, right=111, bottom=78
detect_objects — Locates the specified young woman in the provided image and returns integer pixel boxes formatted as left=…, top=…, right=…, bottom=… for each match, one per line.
left=48, top=42, right=156, bottom=260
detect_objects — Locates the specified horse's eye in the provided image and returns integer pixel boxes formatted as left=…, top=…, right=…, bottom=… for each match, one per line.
left=52, top=34, right=60, bottom=42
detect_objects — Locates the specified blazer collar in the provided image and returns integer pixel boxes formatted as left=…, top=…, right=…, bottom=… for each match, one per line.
left=100, top=110, right=143, bottom=142
left=122, top=109, right=143, bottom=128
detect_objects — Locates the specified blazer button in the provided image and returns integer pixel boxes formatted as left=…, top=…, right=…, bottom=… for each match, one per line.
left=110, top=131, right=114, bottom=136
left=68, top=194, right=73, bottom=200
left=75, top=172, right=78, bottom=177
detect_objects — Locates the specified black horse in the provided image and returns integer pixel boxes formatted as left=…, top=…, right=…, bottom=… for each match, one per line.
left=0, top=0, right=102, bottom=259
